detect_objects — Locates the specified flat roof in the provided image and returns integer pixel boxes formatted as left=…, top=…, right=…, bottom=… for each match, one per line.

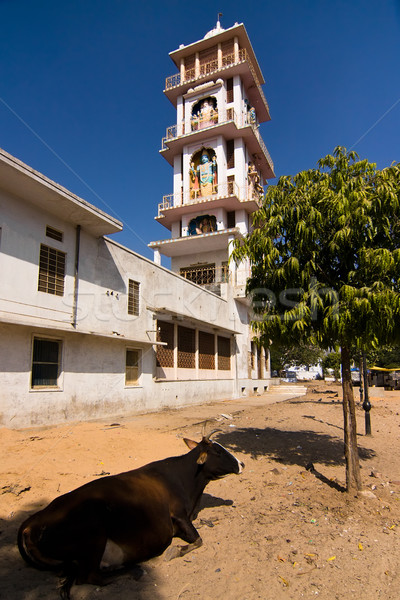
left=0, top=148, right=123, bottom=237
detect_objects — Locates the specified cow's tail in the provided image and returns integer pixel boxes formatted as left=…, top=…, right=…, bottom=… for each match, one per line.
left=17, top=519, right=63, bottom=571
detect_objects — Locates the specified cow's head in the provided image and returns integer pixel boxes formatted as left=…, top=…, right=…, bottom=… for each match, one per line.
left=184, top=432, right=244, bottom=480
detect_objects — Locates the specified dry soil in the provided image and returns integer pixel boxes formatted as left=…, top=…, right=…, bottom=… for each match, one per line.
left=1, top=381, right=400, bottom=600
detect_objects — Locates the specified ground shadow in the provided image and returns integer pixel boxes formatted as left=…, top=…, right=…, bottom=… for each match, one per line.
left=0, top=513, right=164, bottom=600
left=199, top=493, right=233, bottom=510
left=215, top=427, right=375, bottom=468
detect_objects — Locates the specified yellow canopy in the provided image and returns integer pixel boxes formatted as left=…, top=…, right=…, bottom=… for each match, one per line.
left=369, top=366, right=400, bottom=372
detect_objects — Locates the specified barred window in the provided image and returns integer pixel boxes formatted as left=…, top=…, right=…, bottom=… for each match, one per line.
left=128, top=280, right=139, bottom=316
left=226, top=77, right=233, bottom=103
left=227, top=176, right=235, bottom=197
left=199, top=331, right=215, bottom=370
left=157, top=321, right=174, bottom=368
left=46, top=225, right=63, bottom=242
left=178, top=326, right=195, bottom=369
left=125, top=349, right=140, bottom=385
left=221, top=39, right=234, bottom=59
left=218, top=336, right=231, bottom=371
left=31, top=338, right=61, bottom=388
left=38, top=244, right=65, bottom=296
left=226, top=140, right=235, bottom=169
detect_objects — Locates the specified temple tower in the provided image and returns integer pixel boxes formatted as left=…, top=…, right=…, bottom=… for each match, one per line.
left=149, top=20, right=274, bottom=295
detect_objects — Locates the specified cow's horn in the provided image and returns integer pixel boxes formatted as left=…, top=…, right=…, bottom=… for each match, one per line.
left=205, top=429, right=222, bottom=441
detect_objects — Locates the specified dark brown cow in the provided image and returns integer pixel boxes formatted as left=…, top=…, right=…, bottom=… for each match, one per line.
left=18, top=433, right=244, bottom=598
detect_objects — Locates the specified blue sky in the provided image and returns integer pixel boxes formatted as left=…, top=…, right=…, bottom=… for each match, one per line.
left=1, top=0, right=399, bottom=264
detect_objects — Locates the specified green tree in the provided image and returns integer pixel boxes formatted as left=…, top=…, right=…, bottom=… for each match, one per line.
left=232, top=147, right=400, bottom=493
left=270, top=343, right=324, bottom=375
left=322, top=351, right=341, bottom=380
left=367, top=344, right=400, bottom=369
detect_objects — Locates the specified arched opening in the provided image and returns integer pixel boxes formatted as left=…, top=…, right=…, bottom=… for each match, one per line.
left=191, top=96, right=218, bottom=130
left=187, top=214, right=217, bottom=236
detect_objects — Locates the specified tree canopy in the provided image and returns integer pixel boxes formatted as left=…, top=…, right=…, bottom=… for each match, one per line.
left=232, top=147, right=400, bottom=492
left=270, top=342, right=324, bottom=375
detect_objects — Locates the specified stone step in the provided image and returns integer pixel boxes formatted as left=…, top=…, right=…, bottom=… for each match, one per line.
left=269, top=384, right=308, bottom=395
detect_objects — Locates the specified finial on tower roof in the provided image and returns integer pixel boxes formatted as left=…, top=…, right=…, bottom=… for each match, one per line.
left=204, top=13, right=225, bottom=39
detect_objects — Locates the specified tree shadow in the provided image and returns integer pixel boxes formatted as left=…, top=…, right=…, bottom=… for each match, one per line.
left=303, top=414, right=344, bottom=433
left=215, top=427, right=375, bottom=468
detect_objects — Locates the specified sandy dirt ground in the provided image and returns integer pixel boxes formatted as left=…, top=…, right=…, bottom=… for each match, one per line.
left=1, top=381, right=400, bottom=600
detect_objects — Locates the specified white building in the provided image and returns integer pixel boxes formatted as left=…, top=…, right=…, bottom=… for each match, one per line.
left=0, top=22, right=274, bottom=429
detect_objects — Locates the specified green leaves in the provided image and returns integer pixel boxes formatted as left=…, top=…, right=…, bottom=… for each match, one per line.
left=231, top=146, right=400, bottom=351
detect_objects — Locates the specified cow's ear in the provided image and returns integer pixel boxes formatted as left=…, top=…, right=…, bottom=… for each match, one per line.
left=197, top=451, right=208, bottom=465
left=183, top=438, right=198, bottom=450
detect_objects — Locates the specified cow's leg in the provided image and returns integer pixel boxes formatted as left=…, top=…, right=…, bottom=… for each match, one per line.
left=57, top=523, right=109, bottom=597
left=165, top=515, right=203, bottom=560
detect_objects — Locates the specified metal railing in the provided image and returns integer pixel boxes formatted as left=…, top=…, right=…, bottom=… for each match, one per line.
left=179, top=264, right=251, bottom=289
left=161, top=108, right=274, bottom=173
left=161, top=107, right=236, bottom=149
left=180, top=264, right=229, bottom=286
left=158, top=180, right=265, bottom=216
left=165, top=48, right=270, bottom=115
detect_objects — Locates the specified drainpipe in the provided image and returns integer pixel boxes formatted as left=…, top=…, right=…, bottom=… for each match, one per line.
left=72, top=225, right=81, bottom=328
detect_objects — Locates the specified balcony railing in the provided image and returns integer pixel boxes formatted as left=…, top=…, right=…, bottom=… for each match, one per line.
left=161, top=107, right=237, bottom=150
left=161, top=108, right=274, bottom=174
left=179, top=264, right=251, bottom=295
left=180, top=264, right=229, bottom=286
left=165, top=48, right=270, bottom=114
left=157, top=180, right=264, bottom=217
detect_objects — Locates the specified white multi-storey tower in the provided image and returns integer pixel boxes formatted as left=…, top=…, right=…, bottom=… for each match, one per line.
left=149, top=21, right=274, bottom=295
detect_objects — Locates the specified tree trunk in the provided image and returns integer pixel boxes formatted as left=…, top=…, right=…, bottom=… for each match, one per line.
left=341, top=346, right=362, bottom=493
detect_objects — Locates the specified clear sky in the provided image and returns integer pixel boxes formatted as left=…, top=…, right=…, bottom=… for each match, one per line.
left=1, top=0, right=399, bottom=264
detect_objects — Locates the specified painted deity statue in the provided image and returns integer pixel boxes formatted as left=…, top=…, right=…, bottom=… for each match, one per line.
left=247, top=162, right=264, bottom=200
left=188, top=214, right=217, bottom=236
left=191, top=98, right=218, bottom=131
left=197, top=150, right=217, bottom=197
left=189, top=161, right=199, bottom=199
left=199, top=99, right=216, bottom=128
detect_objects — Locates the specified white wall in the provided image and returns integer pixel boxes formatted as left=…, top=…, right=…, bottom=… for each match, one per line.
left=0, top=175, right=271, bottom=429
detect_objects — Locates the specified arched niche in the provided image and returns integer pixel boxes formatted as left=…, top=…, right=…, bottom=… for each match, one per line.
left=188, top=214, right=217, bottom=236
left=191, top=96, right=218, bottom=130
left=189, top=147, right=218, bottom=200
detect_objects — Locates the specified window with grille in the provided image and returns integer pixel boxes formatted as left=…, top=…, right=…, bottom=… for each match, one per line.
left=156, top=321, right=175, bottom=368
left=221, top=262, right=229, bottom=283
left=227, top=210, right=236, bottom=228
left=38, top=244, right=66, bottom=296
left=226, top=140, right=235, bottom=169
left=199, top=45, right=218, bottom=75
left=227, top=176, right=235, bottom=196
left=226, top=78, right=233, bottom=103
left=128, top=280, right=140, bottom=316
left=125, top=349, right=140, bottom=385
left=221, top=39, right=234, bottom=59
left=185, top=54, right=195, bottom=79
left=178, top=326, right=195, bottom=369
left=46, top=225, right=63, bottom=242
left=218, top=336, right=231, bottom=371
left=31, top=338, right=61, bottom=388
left=199, top=331, right=215, bottom=369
